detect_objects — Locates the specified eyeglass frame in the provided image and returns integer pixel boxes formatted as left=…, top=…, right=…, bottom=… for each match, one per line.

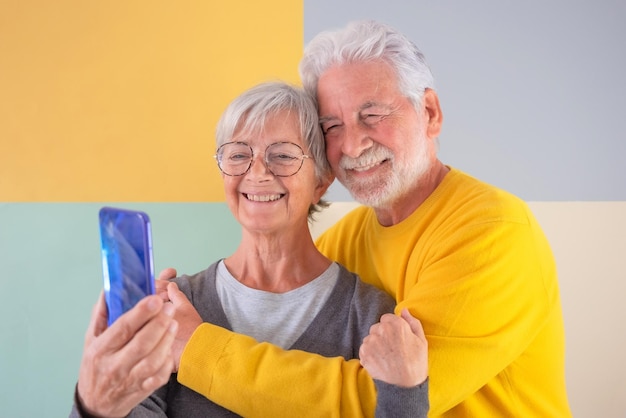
left=214, top=141, right=312, bottom=177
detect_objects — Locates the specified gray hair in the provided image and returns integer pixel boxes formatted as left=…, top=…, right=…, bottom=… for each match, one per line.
left=299, top=20, right=435, bottom=109
left=215, top=81, right=331, bottom=216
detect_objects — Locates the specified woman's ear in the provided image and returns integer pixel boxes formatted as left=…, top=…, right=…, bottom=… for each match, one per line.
left=423, top=89, right=443, bottom=139
left=313, top=172, right=334, bottom=203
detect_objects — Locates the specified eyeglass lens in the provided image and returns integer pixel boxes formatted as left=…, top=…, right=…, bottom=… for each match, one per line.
left=216, top=142, right=307, bottom=177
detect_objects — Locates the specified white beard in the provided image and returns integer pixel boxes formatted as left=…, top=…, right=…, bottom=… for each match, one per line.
left=337, top=130, right=433, bottom=209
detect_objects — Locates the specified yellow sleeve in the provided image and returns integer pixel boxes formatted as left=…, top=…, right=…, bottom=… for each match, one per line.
left=402, top=199, right=566, bottom=416
left=316, top=189, right=568, bottom=416
left=177, top=323, right=377, bottom=417
left=403, top=217, right=556, bottom=414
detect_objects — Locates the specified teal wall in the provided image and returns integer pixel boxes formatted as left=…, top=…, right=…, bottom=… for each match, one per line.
left=0, top=203, right=240, bottom=417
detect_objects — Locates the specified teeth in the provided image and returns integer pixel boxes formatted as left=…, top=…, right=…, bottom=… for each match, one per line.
left=246, top=194, right=282, bottom=202
left=343, top=157, right=389, bottom=172
left=352, top=162, right=379, bottom=172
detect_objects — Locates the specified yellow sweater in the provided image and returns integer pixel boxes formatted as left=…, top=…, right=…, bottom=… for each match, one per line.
left=178, top=167, right=572, bottom=417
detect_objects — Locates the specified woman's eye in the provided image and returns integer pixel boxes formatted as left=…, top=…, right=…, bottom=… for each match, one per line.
left=270, top=153, right=297, bottom=162
left=229, top=153, right=251, bottom=161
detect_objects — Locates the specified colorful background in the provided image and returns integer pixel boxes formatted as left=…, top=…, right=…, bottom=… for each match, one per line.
left=1, top=1, right=625, bottom=417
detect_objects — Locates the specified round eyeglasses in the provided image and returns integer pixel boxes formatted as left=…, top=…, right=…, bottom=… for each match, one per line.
left=214, top=141, right=311, bottom=177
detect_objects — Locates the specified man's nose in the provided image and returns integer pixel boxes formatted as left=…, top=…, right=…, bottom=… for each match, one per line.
left=340, top=122, right=373, bottom=158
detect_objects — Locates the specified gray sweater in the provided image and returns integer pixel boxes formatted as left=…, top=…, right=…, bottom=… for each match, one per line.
left=71, top=261, right=428, bottom=417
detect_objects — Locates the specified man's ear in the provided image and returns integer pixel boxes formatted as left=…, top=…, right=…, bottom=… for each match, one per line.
left=423, top=89, right=443, bottom=139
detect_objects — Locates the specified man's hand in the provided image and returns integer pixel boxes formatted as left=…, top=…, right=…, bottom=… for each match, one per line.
left=166, top=282, right=203, bottom=372
left=76, top=293, right=178, bottom=418
left=359, top=308, right=428, bottom=387
left=155, top=267, right=177, bottom=301
left=154, top=268, right=203, bottom=372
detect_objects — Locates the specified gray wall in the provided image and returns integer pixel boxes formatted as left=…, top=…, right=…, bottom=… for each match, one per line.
left=304, top=0, right=626, bottom=202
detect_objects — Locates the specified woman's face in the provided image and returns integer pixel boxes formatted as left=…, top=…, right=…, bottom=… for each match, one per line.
left=221, top=110, right=328, bottom=235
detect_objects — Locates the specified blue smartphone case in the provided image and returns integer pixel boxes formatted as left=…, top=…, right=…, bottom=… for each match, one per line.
left=98, top=207, right=155, bottom=326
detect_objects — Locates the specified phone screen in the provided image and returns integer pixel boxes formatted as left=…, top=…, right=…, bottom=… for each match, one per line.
left=99, top=207, right=155, bottom=325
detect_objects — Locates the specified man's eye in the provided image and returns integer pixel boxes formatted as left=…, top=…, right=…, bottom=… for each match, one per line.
left=363, top=113, right=384, bottom=123
left=322, top=123, right=340, bottom=134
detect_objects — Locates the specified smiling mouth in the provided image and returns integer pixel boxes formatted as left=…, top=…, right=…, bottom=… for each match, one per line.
left=350, top=159, right=389, bottom=172
left=244, top=193, right=284, bottom=202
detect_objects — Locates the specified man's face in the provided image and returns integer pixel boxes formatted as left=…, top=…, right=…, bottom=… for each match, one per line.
left=316, top=60, right=435, bottom=207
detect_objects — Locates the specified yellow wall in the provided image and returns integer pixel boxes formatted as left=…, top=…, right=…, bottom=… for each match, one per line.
left=0, top=0, right=302, bottom=201
left=0, top=2, right=303, bottom=415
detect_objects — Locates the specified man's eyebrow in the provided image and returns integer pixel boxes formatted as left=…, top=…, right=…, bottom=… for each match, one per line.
left=318, top=116, right=337, bottom=124
left=318, top=102, right=390, bottom=124
left=360, top=101, right=389, bottom=111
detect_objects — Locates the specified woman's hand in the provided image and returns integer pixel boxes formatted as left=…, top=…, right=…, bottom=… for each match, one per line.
left=359, top=308, right=428, bottom=387
left=76, top=293, right=178, bottom=417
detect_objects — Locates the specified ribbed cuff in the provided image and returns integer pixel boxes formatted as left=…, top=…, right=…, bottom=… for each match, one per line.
left=176, top=322, right=234, bottom=398
left=374, top=377, right=429, bottom=418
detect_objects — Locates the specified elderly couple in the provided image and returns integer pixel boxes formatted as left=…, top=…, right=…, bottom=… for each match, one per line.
left=71, top=20, right=571, bottom=418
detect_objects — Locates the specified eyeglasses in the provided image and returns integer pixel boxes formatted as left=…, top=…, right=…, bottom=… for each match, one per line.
left=215, top=141, right=311, bottom=177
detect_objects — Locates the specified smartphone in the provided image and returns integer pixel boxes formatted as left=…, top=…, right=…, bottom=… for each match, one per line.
left=98, top=207, right=155, bottom=326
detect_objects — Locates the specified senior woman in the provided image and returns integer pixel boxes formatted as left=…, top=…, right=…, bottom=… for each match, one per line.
left=71, top=81, right=428, bottom=417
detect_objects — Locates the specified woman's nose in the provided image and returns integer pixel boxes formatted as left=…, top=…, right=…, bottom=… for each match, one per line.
left=246, top=155, right=273, bottom=178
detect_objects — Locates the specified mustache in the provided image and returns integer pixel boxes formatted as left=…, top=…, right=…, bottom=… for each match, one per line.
left=339, top=145, right=393, bottom=170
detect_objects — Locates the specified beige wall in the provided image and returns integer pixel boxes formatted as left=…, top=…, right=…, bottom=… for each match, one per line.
left=311, top=201, right=626, bottom=418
